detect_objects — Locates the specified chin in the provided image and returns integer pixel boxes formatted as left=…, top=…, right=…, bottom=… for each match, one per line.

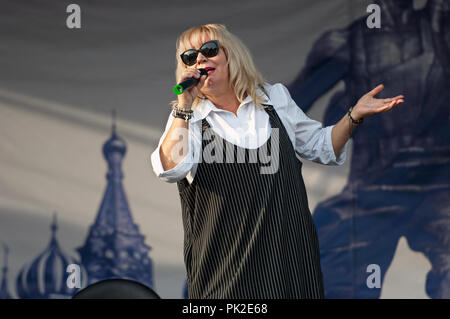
left=203, top=79, right=215, bottom=88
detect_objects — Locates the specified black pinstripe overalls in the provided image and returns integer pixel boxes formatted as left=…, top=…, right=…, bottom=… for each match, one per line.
left=177, top=104, right=324, bottom=299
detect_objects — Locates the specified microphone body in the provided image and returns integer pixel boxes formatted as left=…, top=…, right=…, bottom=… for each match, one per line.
left=173, top=68, right=208, bottom=95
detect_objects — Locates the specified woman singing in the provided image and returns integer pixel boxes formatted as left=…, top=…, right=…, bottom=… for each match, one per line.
left=151, top=24, right=403, bottom=299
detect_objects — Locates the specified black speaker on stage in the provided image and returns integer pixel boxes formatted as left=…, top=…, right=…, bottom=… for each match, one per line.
left=72, top=278, right=161, bottom=299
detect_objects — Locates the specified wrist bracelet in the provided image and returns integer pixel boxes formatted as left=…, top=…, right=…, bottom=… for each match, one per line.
left=172, top=108, right=192, bottom=121
left=347, top=106, right=363, bottom=125
left=174, top=107, right=193, bottom=114
left=173, top=104, right=193, bottom=113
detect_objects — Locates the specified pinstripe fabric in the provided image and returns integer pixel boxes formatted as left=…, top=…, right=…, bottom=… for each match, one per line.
left=177, top=104, right=324, bottom=299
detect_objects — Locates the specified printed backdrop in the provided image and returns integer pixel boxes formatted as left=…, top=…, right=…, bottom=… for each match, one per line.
left=0, top=0, right=448, bottom=298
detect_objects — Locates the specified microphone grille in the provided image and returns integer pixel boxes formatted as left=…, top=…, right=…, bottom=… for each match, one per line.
left=198, top=68, right=208, bottom=77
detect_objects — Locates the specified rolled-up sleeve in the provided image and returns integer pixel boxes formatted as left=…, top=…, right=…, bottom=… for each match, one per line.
left=271, top=83, right=349, bottom=166
left=323, top=125, right=348, bottom=165
left=151, top=114, right=199, bottom=183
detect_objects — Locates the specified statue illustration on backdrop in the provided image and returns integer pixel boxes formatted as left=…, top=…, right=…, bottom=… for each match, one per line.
left=288, top=0, right=450, bottom=298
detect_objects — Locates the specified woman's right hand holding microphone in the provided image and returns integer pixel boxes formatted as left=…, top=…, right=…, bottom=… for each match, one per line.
left=160, top=68, right=207, bottom=171
left=177, top=68, right=208, bottom=109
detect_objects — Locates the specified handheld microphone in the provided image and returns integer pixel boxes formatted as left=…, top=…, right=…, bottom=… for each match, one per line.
left=173, top=68, right=208, bottom=95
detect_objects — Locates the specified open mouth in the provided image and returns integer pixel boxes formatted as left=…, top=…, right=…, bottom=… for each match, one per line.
left=204, top=67, right=215, bottom=75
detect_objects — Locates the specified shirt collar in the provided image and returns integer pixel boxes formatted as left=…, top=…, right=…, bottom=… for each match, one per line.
left=191, top=85, right=272, bottom=123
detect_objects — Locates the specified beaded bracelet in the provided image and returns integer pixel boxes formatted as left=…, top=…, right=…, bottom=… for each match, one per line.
left=347, top=106, right=363, bottom=125
left=172, top=108, right=193, bottom=121
left=173, top=106, right=193, bottom=113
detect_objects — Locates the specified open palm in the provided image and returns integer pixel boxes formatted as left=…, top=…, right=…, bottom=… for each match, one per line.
left=353, top=84, right=404, bottom=120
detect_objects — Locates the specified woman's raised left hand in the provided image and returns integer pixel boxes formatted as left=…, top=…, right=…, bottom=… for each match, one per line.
left=351, top=84, right=404, bottom=120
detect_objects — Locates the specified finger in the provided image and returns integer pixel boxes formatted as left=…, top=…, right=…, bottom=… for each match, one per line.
left=368, top=84, right=384, bottom=97
left=383, top=95, right=403, bottom=103
left=377, top=100, right=395, bottom=111
left=179, top=69, right=198, bottom=82
left=381, top=99, right=399, bottom=107
left=187, top=68, right=200, bottom=76
left=381, top=99, right=403, bottom=111
left=377, top=104, right=393, bottom=113
left=191, top=69, right=201, bottom=79
left=375, top=99, right=404, bottom=114
left=192, top=72, right=206, bottom=88
left=380, top=101, right=395, bottom=109
left=388, top=99, right=403, bottom=105
left=198, top=74, right=207, bottom=87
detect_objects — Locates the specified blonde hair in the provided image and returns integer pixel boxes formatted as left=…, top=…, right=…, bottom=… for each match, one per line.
left=172, top=24, right=267, bottom=109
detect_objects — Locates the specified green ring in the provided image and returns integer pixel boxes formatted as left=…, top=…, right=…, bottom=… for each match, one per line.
left=173, top=85, right=184, bottom=95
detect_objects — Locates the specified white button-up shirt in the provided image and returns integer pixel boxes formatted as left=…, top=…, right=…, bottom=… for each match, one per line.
left=151, top=82, right=349, bottom=184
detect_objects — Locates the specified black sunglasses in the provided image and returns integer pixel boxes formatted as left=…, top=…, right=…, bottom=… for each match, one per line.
left=180, top=40, right=220, bottom=66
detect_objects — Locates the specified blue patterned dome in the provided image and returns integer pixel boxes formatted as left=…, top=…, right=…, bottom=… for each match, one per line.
left=78, top=113, right=154, bottom=288
left=16, top=214, right=85, bottom=299
left=102, top=130, right=126, bottom=157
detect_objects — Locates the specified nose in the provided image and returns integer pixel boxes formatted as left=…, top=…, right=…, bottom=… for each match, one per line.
left=196, top=51, right=207, bottom=65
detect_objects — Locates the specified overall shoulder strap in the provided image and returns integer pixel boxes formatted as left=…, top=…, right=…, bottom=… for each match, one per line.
left=261, top=103, right=274, bottom=111
left=201, top=118, right=210, bottom=132
left=259, top=84, right=274, bottom=111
